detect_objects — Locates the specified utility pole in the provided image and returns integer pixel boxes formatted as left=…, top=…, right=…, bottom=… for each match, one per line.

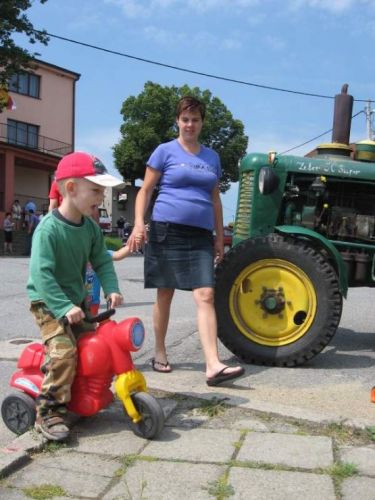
left=364, top=100, right=375, bottom=140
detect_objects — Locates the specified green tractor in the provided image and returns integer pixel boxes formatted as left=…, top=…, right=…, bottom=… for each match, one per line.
left=215, top=85, right=375, bottom=366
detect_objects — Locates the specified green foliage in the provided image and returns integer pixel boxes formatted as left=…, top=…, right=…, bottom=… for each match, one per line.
left=113, top=82, right=248, bottom=192
left=104, top=236, right=123, bottom=251
left=0, top=1, right=49, bottom=90
left=204, top=475, right=234, bottom=499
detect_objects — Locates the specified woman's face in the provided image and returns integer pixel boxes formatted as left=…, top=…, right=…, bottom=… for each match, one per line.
left=176, top=109, right=203, bottom=143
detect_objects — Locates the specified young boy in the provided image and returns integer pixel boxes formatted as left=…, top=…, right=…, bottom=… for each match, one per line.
left=27, top=151, right=124, bottom=441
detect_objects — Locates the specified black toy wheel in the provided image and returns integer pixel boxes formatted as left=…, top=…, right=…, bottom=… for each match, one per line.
left=1, top=392, right=36, bottom=434
left=215, top=233, right=343, bottom=367
left=127, top=392, right=164, bottom=439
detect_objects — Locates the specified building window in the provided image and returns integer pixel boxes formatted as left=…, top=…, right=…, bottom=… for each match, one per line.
left=8, top=72, right=40, bottom=98
left=7, top=119, right=39, bottom=149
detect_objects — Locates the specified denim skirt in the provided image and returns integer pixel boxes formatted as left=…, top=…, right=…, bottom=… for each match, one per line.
left=144, top=221, right=215, bottom=290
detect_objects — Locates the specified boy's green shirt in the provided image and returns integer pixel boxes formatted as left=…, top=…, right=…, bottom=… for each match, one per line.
left=27, top=210, right=120, bottom=319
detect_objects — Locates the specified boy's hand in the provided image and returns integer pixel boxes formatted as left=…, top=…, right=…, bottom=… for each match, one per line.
left=65, top=306, right=85, bottom=324
left=108, top=293, right=123, bottom=308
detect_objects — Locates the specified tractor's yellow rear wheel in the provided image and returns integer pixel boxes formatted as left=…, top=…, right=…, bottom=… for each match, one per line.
left=215, top=234, right=342, bottom=366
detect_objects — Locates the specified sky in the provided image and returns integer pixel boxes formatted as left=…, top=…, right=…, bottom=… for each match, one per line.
left=12, top=0, right=375, bottom=224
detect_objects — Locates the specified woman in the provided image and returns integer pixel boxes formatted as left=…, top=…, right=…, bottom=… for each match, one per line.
left=11, top=199, right=22, bottom=230
left=128, top=96, right=244, bottom=386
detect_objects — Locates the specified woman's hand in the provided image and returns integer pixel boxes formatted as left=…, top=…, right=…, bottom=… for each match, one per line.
left=214, top=238, right=224, bottom=265
left=127, top=223, right=147, bottom=253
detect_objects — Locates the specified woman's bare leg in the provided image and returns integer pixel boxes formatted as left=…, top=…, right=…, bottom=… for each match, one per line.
left=153, top=288, right=174, bottom=369
left=193, top=287, right=243, bottom=379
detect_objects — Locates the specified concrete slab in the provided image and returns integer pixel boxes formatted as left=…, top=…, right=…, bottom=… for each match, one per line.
left=6, top=451, right=122, bottom=498
left=104, top=461, right=225, bottom=500
left=73, top=422, right=150, bottom=457
left=0, top=488, right=28, bottom=499
left=141, top=427, right=241, bottom=462
left=338, top=445, right=375, bottom=477
left=228, top=468, right=336, bottom=500
left=236, top=432, right=334, bottom=469
left=341, top=476, right=375, bottom=500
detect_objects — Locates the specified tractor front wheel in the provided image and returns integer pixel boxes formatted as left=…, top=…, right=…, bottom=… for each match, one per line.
left=215, top=234, right=343, bottom=366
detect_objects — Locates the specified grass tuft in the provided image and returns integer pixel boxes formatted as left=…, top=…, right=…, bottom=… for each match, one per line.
left=198, top=397, right=228, bottom=417
left=23, top=484, right=66, bottom=499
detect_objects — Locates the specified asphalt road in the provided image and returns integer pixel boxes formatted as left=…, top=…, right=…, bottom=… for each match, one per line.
left=0, top=255, right=374, bottom=447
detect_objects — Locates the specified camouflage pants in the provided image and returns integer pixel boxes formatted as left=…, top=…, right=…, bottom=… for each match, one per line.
left=30, top=301, right=92, bottom=418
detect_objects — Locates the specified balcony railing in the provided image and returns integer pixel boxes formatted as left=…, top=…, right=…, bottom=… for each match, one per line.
left=0, top=122, right=72, bottom=157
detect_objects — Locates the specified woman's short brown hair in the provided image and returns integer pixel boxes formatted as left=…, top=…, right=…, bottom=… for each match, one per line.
left=176, top=96, right=206, bottom=120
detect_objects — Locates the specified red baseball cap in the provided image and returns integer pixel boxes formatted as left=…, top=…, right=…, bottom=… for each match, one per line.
left=55, top=151, right=124, bottom=188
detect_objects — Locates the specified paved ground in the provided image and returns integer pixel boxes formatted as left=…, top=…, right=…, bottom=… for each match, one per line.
left=0, top=389, right=375, bottom=500
left=0, top=256, right=374, bottom=498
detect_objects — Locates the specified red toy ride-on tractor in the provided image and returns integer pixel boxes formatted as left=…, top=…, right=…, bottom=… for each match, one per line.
left=1, top=309, right=164, bottom=439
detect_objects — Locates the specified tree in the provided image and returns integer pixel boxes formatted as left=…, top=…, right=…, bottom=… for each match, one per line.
left=113, top=82, right=248, bottom=192
left=0, top=1, right=49, bottom=90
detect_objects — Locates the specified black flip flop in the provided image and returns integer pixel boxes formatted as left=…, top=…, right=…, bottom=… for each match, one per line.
left=151, top=358, right=172, bottom=373
left=206, top=366, right=245, bottom=386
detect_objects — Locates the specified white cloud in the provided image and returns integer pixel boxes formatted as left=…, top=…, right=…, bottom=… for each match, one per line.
left=187, top=0, right=260, bottom=13
left=106, top=0, right=260, bottom=18
left=143, top=25, right=242, bottom=50
left=105, top=0, right=151, bottom=18
left=143, top=26, right=186, bottom=45
left=288, top=0, right=367, bottom=13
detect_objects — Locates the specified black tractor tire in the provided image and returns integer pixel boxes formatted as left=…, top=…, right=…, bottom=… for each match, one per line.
left=215, top=233, right=343, bottom=367
left=127, top=392, right=164, bottom=439
left=1, top=392, right=36, bottom=434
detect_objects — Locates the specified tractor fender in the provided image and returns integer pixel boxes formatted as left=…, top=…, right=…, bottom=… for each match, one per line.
left=275, top=225, right=348, bottom=298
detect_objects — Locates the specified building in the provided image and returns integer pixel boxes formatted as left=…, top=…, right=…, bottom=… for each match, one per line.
left=0, top=59, right=80, bottom=223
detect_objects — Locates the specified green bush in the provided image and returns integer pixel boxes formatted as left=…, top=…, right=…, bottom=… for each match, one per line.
left=104, top=236, right=123, bottom=251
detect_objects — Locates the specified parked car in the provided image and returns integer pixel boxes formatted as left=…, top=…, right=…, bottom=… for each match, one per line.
left=98, top=208, right=112, bottom=234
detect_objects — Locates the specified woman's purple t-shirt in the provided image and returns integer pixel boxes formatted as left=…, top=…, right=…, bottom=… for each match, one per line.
left=147, top=139, right=221, bottom=231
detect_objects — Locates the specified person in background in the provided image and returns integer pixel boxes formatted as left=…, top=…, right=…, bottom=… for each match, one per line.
left=27, top=151, right=123, bottom=441
left=11, top=199, right=22, bottom=230
left=117, top=216, right=126, bottom=239
left=25, top=209, right=40, bottom=256
left=3, top=212, right=14, bottom=254
left=128, top=96, right=244, bottom=386
left=23, top=200, right=37, bottom=230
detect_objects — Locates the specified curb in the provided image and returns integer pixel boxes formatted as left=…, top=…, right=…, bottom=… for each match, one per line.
left=0, top=431, right=45, bottom=479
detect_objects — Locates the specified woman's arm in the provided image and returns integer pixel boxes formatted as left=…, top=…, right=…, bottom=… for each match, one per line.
left=212, top=184, right=224, bottom=264
left=127, top=166, right=161, bottom=252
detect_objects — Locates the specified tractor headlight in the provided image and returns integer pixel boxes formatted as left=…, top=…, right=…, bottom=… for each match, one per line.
left=258, top=167, right=280, bottom=195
